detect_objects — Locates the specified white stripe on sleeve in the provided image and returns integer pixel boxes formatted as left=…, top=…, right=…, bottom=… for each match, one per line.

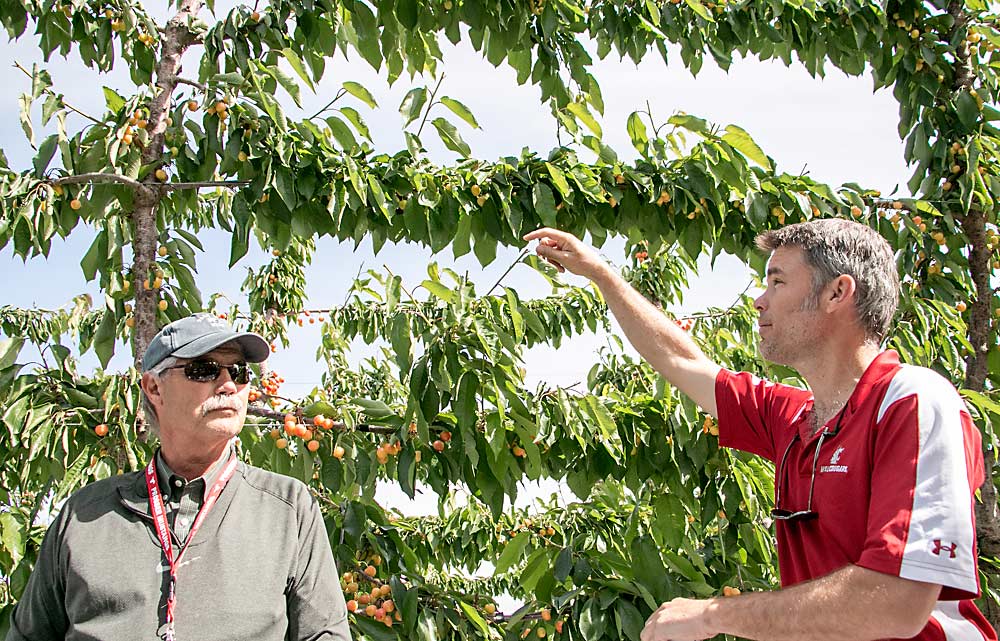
left=930, top=602, right=987, bottom=641
left=876, top=365, right=978, bottom=594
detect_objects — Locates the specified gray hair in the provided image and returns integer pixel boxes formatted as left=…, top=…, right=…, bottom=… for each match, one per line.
left=756, top=219, right=899, bottom=343
left=141, top=356, right=179, bottom=437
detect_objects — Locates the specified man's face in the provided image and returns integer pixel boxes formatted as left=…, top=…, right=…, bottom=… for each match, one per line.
left=754, top=246, right=826, bottom=366
left=146, top=344, right=250, bottom=452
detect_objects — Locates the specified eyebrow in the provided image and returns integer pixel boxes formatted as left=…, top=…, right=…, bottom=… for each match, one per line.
left=766, top=267, right=786, bottom=277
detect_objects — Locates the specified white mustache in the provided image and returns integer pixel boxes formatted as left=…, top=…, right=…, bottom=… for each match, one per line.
left=200, top=395, right=243, bottom=416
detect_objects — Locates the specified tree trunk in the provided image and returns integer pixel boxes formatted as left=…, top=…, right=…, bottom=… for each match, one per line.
left=131, top=0, right=205, bottom=367
left=949, top=3, right=998, bottom=630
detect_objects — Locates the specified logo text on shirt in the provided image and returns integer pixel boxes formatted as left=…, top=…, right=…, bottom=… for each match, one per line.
left=820, top=446, right=848, bottom=473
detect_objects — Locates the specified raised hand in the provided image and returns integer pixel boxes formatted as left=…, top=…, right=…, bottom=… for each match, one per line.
left=522, top=228, right=611, bottom=282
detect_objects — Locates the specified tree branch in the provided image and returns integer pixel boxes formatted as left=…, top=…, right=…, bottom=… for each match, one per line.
left=161, top=180, right=250, bottom=190
left=14, top=61, right=103, bottom=125
left=174, top=76, right=206, bottom=91
left=247, top=405, right=397, bottom=434
left=53, top=172, right=152, bottom=193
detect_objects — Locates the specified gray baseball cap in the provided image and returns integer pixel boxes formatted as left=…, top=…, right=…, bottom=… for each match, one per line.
left=142, top=313, right=270, bottom=372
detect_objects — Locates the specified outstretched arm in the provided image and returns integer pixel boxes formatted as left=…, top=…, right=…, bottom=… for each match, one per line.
left=640, top=565, right=940, bottom=641
left=524, top=228, right=721, bottom=416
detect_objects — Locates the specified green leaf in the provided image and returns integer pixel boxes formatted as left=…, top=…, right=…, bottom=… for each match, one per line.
left=80, top=231, right=106, bottom=282
left=684, top=0, right=713, bottom=21
left=668, top=113, right=709, bottom=135
left=325, top=115, right=358, bottom=150
left=32, top=134, right=58, bottom=178
left=626, top=111, right=648, bottom=155
left=431, top=118, right=471, bottom=157
left=92, top=307, right=117, bottom=368
left=399, top=87, right=428, bottom=127
left=455, top=371, right=478, bottom=431
left=440, top=96, right=480, bottom=129
left=545, top=162, right=572, bottom=198
left=722, top=125, right=771, bottom=170
left=583, top=396, right=623, bottom=462
left=18, top=94, right=34, bottom=146
left=579, top=598, right=607, bottom=641
left=458, top=601, right=491, bottom=637
left=353, top=398, right=395, bottom=419
left=102, top=86, right=125, bottom=114
left=421, top=279, right=454, bottom=302
left=0, top=513, right=24, bottom=566
left=566, top=102, right=602, bottom=138
left=353, top=615, right=397, bottom=641
left=339, top=107, right=371, bottom=141
left=956, top=91, right=980, bottom=130
left=394, top=0, right=419, bottom=29
left=519, top=548, right=549, bottom=592
left=281, top=48, right=314, bottom=91
left=494, top=531, right=531, bottom=575
left=262, top=63, right=302, bottom=108
left=616, top=600, right=645, bottom=641
left=210, top=72, right=246, bottom=86
left=342, top=81, right=377, bottom=109
left=532, top=182, right=558, bottom=226
left=0, top=338, right=24, bottom=370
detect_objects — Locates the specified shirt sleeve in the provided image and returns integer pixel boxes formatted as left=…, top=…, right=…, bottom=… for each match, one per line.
left=285, top=484, right=352, bottom=641
left=6, top=507, right=70, bottom=641
left=856, top=367, right=984, bottom=600
left=715, top=369, right=808, bottom=462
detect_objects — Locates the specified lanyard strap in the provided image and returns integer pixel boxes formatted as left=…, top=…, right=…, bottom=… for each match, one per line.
left=146, top=454, right=238, bottom=641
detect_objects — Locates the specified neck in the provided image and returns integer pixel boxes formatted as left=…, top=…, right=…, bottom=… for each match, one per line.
left=797, top=341, right=882, bottom=413
left=159, top=439, right=233, bottom=480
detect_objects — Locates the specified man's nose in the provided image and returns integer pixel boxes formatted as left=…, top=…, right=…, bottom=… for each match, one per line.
left=215, top=370, right=239, bottom=393
left=754, top=292, right=767, bottom=312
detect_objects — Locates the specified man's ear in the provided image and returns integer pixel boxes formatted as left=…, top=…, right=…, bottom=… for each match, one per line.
left=824, top=274, right=857, bottom=310
left=140, top=372, right=164, bottom=409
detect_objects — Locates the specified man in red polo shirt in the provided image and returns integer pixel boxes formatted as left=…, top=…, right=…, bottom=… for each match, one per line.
left=525, top=220, right=995, bottom=641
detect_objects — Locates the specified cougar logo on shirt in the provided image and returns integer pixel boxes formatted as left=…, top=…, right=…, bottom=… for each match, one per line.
left=820, top=446, right=848, bottom=473
left=931, top=540, right=958, bottom=559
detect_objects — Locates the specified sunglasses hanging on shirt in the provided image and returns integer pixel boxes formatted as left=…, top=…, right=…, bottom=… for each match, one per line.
left=770, top=405, right=847, bottom=523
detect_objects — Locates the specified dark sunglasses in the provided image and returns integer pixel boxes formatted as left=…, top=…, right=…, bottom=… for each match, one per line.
left=163, top=359, right=251, bottom=385
left=770, top=406, right=846, bottom=523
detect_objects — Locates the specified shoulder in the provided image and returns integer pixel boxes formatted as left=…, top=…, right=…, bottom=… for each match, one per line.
left=237, top=463, right=315, bottom=511
left=718, top=368, right=812, bottom=404
left=876, top=364, right=965, bottom=423
left=63, top=471, right=142, bottom=513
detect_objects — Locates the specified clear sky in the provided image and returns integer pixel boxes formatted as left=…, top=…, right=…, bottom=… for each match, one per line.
left=1, top=14, right=912, bottom=521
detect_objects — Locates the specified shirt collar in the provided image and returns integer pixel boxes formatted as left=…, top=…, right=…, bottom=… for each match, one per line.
left=847, top=350, right=900, bottom=412
left=155, top=447, right=235, bottom=502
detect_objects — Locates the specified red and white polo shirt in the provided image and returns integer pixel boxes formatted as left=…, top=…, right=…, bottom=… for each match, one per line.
left=716, top=350, right=995, bottom=641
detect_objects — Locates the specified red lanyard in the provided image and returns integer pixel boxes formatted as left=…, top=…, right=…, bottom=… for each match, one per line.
left=146, top=454, right=238, bottom=641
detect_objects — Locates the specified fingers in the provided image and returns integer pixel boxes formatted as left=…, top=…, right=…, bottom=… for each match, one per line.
left=534, top=244, right=568, bottom=273
left=522, top=227, right=578, bottom=248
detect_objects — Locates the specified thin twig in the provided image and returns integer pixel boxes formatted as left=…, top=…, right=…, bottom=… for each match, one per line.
left=415, top=74, right=446, bottom=138
left=385, top=266, right=434, bottom=325
left=161, top=180, right=249, bottom=190
left=342, top=263, right=365, bottom=307
left=14, top=61, right=103, bottom=125
left=174, top=76, right=207, bottom=91
left=307, top=88, right=347, bottom=121
left=486, top=247, right=531, bottom=296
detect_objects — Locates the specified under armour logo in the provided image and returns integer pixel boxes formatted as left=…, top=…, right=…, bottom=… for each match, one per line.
left=931, top=540, right=958, bottom=558
left=829, top=446, right=845, bottom=465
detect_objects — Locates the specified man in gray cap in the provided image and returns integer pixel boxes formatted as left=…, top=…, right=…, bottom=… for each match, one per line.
left=8, top=314, right=353, bottom=641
